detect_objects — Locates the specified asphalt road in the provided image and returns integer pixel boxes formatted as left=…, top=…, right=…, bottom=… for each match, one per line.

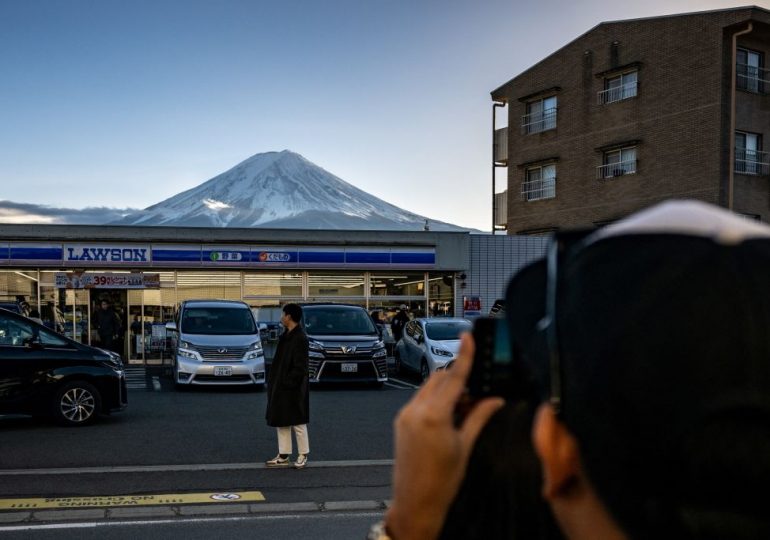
left=0, top=510, right=382, bottom=540
left=0, top=366, right=423, bottom=539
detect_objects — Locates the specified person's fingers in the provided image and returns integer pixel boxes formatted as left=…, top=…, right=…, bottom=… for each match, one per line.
left=433, top=333, right=475, bottom=406
left=458, top=397, right=505, bottom=452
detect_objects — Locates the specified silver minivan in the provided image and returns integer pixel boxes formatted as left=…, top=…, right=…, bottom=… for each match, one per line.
left=167, top=299, right=265, bottom=387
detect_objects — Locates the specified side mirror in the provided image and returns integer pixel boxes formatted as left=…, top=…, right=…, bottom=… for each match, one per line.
left=165, top=321, right=177, bottom=333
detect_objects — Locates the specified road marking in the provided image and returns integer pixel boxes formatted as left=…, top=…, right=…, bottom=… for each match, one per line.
left=0, top=459, right=394, bottom=476
left=0, top=491, right=265, bottom=510
left=386, top=377, right=420, bottom=389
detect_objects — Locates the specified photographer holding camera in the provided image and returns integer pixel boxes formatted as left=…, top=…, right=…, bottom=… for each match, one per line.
left=372, top=201, right=770, bottom=540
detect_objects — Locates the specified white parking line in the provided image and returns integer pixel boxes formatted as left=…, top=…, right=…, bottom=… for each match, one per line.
left=386, top=377, right=420, bottom=389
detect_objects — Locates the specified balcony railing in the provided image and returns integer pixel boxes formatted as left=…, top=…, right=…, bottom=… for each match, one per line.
left=597, top=160, right=637, bottom=179
left=494, top=128, right=508, bottom=165
left=598, top=81, right=638, bottom=104
left=735, top=148, right=770, bottom=176
left=737, top=63, right=769, bottom=94
left=521, top=108, right=557, bottom=134
left=521, top=177, right=556, bottom=201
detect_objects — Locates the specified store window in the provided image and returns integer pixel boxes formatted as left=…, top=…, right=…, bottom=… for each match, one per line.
left=176, top=271, right=241, bottom=301
left=243, top=272, right=302, bottom=298
left=308, top=272, right=365, bottom=298
left=428, top=273, right=455, bottom=317
left=370, top=273, right=425, bottom=297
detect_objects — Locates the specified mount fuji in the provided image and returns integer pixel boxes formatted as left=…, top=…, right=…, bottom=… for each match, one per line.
left=112, top=150, right=469, bottom=231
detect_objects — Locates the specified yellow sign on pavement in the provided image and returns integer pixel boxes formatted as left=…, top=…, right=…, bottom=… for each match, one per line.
left=0, top=491, right=265, bottom=510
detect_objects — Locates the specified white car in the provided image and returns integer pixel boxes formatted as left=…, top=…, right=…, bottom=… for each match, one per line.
left=167, top=300, right=266, bottom=388
left=394, top=317, right=472, bottom=380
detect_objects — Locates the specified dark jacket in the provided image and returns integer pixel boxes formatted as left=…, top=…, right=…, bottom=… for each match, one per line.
left=391, top=310, right=410, bottom=340
left=266, top=326, right=310, bottom=427
left=95, top=308, right=121, bottom=340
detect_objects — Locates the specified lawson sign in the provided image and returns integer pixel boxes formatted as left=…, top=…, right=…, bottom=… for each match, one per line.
left=64, top=244, right=151, bottom=264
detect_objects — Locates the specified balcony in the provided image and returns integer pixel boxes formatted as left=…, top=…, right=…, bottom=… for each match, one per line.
left=494, top=190, right=508, bottom=227
left=735, top=148, right=770, bottom=176
left=737, top=63, right=768, bottom=94
left=494, top=128, right=508, bottom=165
left=521, top=177, right=556, bottom=201
left=598, top=81, right=638, bottom=104
left=597, top=160, right=637, bottom=179
left=521, top=108, right=557, bottom=135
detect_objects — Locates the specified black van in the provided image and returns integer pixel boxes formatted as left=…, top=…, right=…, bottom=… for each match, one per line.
left=302, top=303, right=388, bottom=386
left=0, top=307, right=127, bottom=426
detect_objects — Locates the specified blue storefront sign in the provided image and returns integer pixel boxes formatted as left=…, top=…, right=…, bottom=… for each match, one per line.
left=3, top=242, right=436, bottom=269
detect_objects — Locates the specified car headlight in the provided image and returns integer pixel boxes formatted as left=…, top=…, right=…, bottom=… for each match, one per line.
left=373, top=349, right=387, bottom=358
left=179, top=348, right=198, bottom=360
left=373, top=340, right=384, bottom=349
left=308, top=340, right=324, bottom=352
left=178, top=341, right=199, bottom=359
left=430, top=346, right=454, bottom=358
left=246, top=341, right=264, bottom=359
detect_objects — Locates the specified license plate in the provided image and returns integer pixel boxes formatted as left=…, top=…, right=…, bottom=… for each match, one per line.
left=341, top=363, right=358, bottom=373
left=214, top=366, right=232, bottom=376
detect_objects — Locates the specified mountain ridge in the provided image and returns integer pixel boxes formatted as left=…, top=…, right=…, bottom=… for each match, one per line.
left=112, top=150, right=469, bottom=231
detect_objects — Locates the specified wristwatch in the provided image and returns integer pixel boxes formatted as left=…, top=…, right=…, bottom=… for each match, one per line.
left=367, top=520, right=393, bottom=540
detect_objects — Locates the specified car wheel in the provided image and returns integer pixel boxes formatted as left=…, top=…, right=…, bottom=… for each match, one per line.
left=420, top=358, right=430, bottom=382
left=52, top=381, right=101, bottom=426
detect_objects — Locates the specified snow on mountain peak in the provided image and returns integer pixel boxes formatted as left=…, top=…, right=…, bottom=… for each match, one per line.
left=113, top=151, right=468, bottom=231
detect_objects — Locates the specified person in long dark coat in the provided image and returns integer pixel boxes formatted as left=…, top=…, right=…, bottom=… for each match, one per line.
left=265, top=303, right=310, bottom=469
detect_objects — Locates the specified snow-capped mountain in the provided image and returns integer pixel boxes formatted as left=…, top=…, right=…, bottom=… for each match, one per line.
left=112, top=150, right=469, bottom=231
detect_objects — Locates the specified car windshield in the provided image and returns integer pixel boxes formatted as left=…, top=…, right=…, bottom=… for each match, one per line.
left=181, top=307, right=256, bottom=335
left=304, top=306, right=378, bottom=336
left=425, top=321, right=471, bottom=341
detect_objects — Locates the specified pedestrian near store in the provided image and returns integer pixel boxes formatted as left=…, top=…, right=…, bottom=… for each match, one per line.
left=265, top=303, right=310, bottom=469
left=390, top=304, right=410, bottom=342
left=94, top=299, right=121, bottom=353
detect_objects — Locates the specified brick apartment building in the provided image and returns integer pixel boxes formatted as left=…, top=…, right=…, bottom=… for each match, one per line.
left=491, top=6, right=770, bottom=234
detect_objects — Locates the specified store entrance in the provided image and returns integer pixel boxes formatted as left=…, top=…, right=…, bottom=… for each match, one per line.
left=89, top=289, right=128, bottom=359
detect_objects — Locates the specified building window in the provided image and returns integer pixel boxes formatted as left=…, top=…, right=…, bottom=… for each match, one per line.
left=597, top=147, right=637, bottom=179
left=521, top=164, right=556, bottom=201
left=737, top=48, right=765, bottom=94
left=522, top=96, right=557, bottom=134
left=598, top=70, right=638, bottom=104
left=735, top=131, right=769, bottom=176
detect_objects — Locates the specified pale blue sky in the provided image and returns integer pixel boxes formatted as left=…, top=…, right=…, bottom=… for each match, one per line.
left=0, top=0, right=765, bottom=230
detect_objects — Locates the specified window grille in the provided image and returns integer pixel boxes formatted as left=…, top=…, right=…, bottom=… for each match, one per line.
left=597, top=147, right=637, bottom=179
left=598, top=71, right=638, bottom=104
left=521, top=96, right=557, bottom=134
left=522, top=165, right=556, bottom=201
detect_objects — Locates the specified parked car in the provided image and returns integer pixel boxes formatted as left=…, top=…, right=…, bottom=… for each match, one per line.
left=0, top=307, right=127, bottom=426
left=395, top=317, right=472, bottom=380
left=0, top=299, right=30, bottom=317
left=166, top=299, right=265, bottom=388
left=302, top=303, right=388, bottom=386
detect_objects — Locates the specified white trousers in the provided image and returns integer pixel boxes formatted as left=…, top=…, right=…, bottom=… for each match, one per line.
left=277, top=424, right=309, bottom=455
